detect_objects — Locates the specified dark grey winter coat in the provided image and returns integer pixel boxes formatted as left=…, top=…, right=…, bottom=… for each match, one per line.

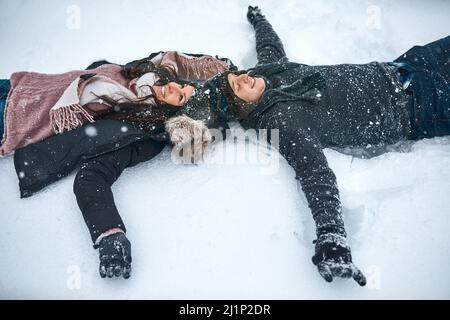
left=240, top=15, right=413, bottom=236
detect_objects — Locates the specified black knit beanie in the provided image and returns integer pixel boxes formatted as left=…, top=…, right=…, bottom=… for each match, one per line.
left=216, top=71, right=257, bottom=120
left=182, top=71, right=258, bottom=123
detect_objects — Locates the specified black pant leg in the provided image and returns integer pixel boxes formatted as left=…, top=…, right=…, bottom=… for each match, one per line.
left=395, top=36, right=450, bottom=140
left=395, top=35, right=450, bottom=79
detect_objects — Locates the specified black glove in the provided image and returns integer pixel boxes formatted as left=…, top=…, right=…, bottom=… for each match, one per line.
left=247, top=5, right=265, bottom=25
left=97, top=232, right=132, bottom=279
left=312, top=233, right=366, bottom=286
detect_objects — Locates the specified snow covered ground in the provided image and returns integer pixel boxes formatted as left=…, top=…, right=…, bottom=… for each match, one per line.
left=1, top=0, right=450, bottom=299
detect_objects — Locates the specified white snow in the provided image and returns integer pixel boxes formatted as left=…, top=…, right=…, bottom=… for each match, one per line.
left=1, top=0, right=450, bottom=299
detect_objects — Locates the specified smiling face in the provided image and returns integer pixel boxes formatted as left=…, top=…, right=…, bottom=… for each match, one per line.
left=227, top=73, right=265, bottom=103
left=152, top=82, right=195, bottom=107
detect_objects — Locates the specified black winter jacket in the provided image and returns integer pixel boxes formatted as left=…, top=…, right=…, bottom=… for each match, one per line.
left=242, top=16, right=413, bottom=236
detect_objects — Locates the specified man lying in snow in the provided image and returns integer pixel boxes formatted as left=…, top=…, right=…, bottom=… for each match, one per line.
left=186, top=6, right=450, bottom=286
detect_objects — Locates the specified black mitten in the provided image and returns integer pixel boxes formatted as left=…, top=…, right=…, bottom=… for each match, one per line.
left=98, top=233, right=132, bottom=279
left=247, top=6, right=265, bottom=25
left=312, top=233, right=366, bottom=286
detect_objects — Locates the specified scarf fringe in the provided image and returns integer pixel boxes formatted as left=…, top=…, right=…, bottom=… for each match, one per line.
left=50, top=103, right=95, bottom=134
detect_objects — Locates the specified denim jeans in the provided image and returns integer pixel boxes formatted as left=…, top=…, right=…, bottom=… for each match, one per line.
left=0, top=79, right=11, bottom=141
left=394, top=35, right=450, bottom=140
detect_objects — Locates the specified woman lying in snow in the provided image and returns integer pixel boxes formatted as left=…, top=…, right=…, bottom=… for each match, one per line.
left=183, top=6, right=450, bottom=286
left=0, top=51, right=234, bottom=156
left=4, top=51, right=236, bottom=279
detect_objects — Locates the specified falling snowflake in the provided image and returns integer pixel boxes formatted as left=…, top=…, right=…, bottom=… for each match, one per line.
left=85, top=126, right=98, bottom=137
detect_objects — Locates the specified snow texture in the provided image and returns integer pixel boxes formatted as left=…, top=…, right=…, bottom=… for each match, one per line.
left=1, top=0, right=450, bottom=299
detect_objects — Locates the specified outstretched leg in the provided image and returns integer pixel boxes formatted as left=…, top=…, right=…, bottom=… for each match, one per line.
left=395, top=35, right=450, bottom=79
left=394, top=36, right=450, bottom=140
left=0, top=79, right=10, bottom=142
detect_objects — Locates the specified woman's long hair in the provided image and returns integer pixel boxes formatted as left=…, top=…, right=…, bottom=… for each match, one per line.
left=99, top=58, right=188, bottom=132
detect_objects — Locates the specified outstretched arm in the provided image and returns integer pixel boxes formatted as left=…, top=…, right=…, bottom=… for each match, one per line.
left=274, top=124, right=366, bottom=286
left=247, top=6, right=288, bottom=65
left=73, top=139, right=166, bottom=278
